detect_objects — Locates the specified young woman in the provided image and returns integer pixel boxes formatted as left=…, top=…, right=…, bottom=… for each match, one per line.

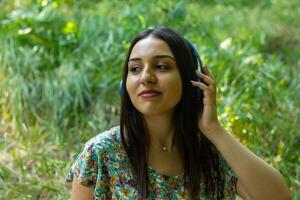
left=66, top=27, right=291, bottom=199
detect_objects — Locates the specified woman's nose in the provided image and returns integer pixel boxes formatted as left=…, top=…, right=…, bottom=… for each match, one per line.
left=140, top=67, right=156, bottom=85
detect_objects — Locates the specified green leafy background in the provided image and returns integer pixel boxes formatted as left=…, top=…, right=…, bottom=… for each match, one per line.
left=0, top=0, right=299, bottom=199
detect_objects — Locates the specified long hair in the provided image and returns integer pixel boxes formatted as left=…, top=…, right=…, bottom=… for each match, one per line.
left=120, top=27, right=225, bottom=199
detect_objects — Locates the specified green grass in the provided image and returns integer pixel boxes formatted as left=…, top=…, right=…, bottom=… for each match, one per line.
left=0, top=0, right=299, bottom=199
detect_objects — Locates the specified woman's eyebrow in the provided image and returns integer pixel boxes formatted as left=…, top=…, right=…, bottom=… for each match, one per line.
left=129, top=55, right=175, bottom=62
left=128, top=57, right=141, bottom=62
left=154, top=55, right=175, bottom=61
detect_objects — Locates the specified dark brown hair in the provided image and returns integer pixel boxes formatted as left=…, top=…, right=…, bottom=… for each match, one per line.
left=120, top=27, right=225, bottom=199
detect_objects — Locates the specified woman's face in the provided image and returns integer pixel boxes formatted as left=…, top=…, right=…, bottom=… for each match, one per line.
left=126, top=36, right=182, bottom=116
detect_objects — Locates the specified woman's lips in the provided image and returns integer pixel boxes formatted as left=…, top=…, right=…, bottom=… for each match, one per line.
left=139, top=92, right=161, bottom=97
left=138, top=90, right=162, bottom=98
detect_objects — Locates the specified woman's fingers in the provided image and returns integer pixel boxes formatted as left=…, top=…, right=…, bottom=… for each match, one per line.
left=191, top=64, right=217, bottom=97
left=195, top=71, right=215, bottom=86
left=191, top=64, right=217, bottom=94
left=191, top=80, right=216, bottom=105
left=190, top=80, right=209, bottom=91
left=203, top=64, right=213, bottom=77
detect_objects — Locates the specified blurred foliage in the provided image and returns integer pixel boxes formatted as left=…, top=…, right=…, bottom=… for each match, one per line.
left=0, top=0, right=299, bottom=199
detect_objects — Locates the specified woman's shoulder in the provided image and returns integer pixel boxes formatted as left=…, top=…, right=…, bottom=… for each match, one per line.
left=65, top=125, right=127, bottom=191
left=84, top=125, right=121, bottom=153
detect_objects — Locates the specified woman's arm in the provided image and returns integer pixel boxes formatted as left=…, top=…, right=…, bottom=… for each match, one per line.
left=191, top=65, right=291, bottom=199
left=71, top=175, right=94, bottom=200
left=207, top=124, right=291, bottom=200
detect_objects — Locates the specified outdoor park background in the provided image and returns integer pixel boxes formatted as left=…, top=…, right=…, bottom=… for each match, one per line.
left=0, top=0, right=299, bottom=199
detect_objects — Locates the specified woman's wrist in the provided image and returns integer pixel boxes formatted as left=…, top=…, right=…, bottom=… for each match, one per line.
left=203, top=122, right=227, bottom=143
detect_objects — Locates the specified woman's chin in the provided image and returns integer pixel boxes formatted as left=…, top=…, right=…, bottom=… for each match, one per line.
left=137, top=108, right=174, bottom=117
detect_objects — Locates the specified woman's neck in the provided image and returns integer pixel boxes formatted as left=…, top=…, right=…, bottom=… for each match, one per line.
left=144, top=114, right=176, bottom=152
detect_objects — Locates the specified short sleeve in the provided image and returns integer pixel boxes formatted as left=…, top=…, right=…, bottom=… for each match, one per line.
left=220, top=156, right=238, bottom=199
left=65, top=141, right=99, bottom=188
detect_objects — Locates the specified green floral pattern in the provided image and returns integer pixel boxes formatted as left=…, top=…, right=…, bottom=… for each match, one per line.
left=66, top=126, right=237, bottom=199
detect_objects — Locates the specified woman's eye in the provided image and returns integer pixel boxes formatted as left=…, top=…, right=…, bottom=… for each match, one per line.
left=129, top=66, right=142, bottom=73
left=156, top=64, right=169, bottom=71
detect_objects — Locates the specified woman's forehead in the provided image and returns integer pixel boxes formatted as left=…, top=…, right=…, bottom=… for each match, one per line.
left=129, top=36, right=174, bottom=59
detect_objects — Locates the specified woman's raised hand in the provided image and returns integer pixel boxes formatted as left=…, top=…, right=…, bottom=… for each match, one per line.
left=190, top=65, right=222, bottom=139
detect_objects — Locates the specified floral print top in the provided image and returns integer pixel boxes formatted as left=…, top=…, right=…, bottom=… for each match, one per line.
left=65, top=126, right=238, bottom=199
